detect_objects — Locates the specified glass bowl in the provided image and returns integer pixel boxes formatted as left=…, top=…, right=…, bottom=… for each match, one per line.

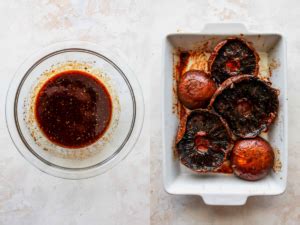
left=6, top=41, right=144, bottom=179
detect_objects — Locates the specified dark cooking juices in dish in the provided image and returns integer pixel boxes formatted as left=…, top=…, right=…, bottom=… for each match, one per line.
left=35, top=70, right=112, bottom=148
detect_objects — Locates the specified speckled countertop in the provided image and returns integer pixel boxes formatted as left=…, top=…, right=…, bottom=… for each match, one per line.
left=0, top=0, right=299, bottom=225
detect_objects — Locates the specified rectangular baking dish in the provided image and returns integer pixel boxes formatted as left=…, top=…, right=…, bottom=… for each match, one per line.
left=162, top=23, right=288, bottom=205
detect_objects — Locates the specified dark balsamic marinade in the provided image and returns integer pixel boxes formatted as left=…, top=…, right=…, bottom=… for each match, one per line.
left=35, top=70, right=112, bottom=148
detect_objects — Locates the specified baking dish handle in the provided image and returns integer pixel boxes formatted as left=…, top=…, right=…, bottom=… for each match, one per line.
left=202, top=195, right=248, bottom=205
left=202, top=23, right=249, bottom=34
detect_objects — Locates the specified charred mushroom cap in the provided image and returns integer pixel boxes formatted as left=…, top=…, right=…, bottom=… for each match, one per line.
left=209, top=75, right=279, bottom=138
left=231, top=137, right=274, bottom=181
left=176, top=109, right=233, bottom=172
left=208, top=37, right=259, bottom=85
left=177, top=70, right=217, bottom=109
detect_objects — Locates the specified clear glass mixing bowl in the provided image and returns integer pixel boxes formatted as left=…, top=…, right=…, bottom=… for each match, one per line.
left=6, top=41, right=144, bottom=179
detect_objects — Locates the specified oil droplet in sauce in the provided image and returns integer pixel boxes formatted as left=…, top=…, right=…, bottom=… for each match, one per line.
left=35, top=70, right=112, bottom=148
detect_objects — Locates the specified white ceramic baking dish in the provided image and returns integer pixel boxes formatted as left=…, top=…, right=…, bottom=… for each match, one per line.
left=162, top=23, right=287, bottom=205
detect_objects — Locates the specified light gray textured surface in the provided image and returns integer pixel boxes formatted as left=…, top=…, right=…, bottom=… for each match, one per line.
left=0, top=0, right=299, bottom=224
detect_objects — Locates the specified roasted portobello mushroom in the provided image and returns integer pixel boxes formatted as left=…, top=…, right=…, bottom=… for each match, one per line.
left=176, top=109, right=233, bottom=172
left=177, top=70, right=217, bottom=109
left=208, top=37, right=259, bottom=85
left=209, top=75, right=279, bottom=138
left=231, top=137, right=274, bottom=181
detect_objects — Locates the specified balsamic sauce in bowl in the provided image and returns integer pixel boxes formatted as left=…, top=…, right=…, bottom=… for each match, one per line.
left=35, top=70, right=112, bottom=148
left=6, top=43, right=144, bottom=179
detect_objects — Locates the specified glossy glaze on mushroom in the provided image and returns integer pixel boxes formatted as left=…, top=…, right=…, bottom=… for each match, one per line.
left=208, top=37, right=259, bottom=85
left=177, top=70, right=217, bottom=109
left=231, top=137, right=274, bottom=181
left=209, top=75, right=279, bottom=138
left=176, top=109, right=233, bottom=172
